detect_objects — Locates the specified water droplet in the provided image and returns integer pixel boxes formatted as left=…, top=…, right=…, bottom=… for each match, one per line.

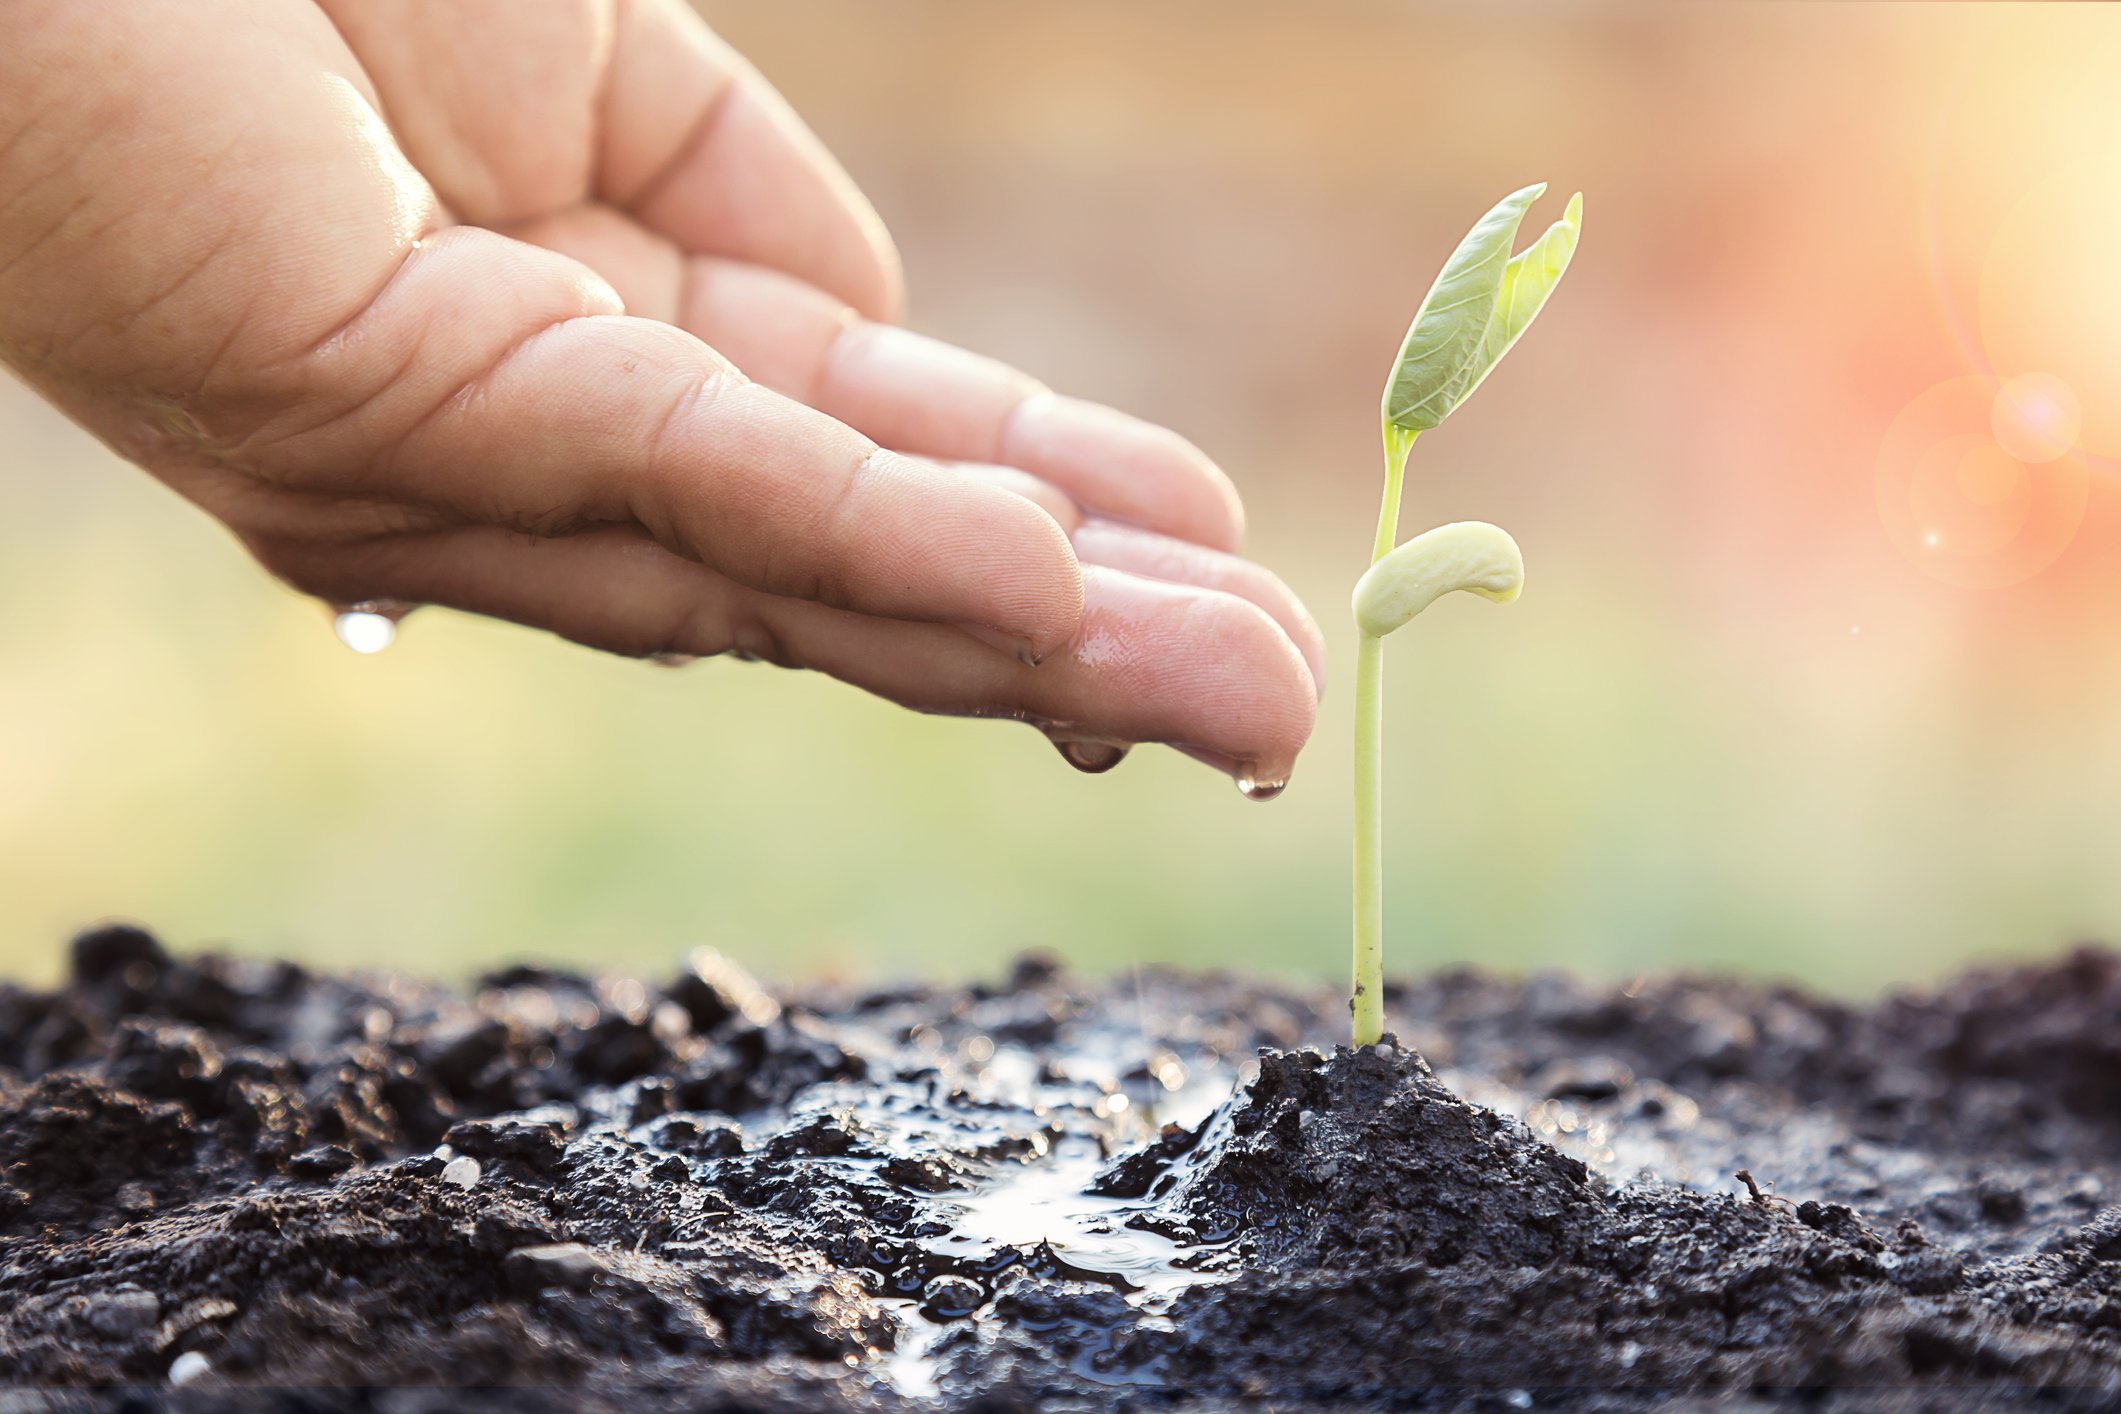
left=1236, top=771, right=1287, bottom=801
left=333, top=610, right=395, bottom=654
left=1056, top=740, right=1129, bottom=774
left=646, top=652, right=695, bottom=668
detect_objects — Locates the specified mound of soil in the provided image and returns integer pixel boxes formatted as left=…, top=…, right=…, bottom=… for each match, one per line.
left=6, top=926, right=2121, bottom=1411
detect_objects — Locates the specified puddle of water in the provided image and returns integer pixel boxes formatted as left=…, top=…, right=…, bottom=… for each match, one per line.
left=1152, top=1066, right=1246, bottom=1132
left=638, top=1017, right=1252, bottom=1403
left=876, top=1130, right=1227, bottom=1399
left=853, top=1053, right=1243, bottom=1400
left=934, top=1133, right=1213, bottom=1300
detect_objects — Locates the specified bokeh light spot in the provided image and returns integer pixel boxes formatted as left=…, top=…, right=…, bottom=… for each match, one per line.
left=1990, top=372, right=2083, bottom=464
left=1980, top=181, right=2121, bottom=457
left=1876, top=376, right=2089, bottom=588
left=1906, top=435, right=2030, bottom=558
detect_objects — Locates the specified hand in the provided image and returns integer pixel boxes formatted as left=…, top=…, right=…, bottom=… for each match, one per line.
left=0, top=0, right=1322, bottom=789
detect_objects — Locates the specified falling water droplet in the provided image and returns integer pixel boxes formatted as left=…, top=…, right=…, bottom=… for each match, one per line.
left=333, top=609, right=396, bottom=655
left=1236, top=770, right=1288, bottom=801
left=1056, top=740, right=1130, bottom=774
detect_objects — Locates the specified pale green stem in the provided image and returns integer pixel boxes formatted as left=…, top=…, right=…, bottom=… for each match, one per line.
left=1351, top=631, right=1385, bottom=1046
left=1353, top=423, right=1418, bottom=1046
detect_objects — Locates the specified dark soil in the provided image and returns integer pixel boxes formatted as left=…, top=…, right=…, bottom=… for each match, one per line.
left=7, top=926, right=2121, bottom=1411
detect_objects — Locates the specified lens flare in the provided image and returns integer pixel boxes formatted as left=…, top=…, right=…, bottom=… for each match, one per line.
left=1980, top=180, right=2121, bottom=458
left=1907, top=435, right=2029, bottom=557
left=1877, top=376, right=2088, bottom=589
left=1990, top=372, right=2083, bottom=465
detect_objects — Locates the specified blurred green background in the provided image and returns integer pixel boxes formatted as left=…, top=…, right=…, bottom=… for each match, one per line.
left=6, top=1, right=2121, bottom=994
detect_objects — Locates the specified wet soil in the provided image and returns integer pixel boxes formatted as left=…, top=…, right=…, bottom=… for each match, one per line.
left=7, top=927, right=2121, bottom=1411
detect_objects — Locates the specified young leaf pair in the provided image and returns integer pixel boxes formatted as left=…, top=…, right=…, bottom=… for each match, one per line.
left=1352, top=184, right=1582, bottom=1047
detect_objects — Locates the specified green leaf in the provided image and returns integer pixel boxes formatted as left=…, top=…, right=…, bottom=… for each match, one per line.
left=1382, top=186, right=1582, bottom=433
left=1467, top=190, right=1582, bottom=402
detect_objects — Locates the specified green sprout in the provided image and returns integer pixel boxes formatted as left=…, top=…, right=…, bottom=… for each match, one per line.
left=1351, top=184, right=1582, bottom=1047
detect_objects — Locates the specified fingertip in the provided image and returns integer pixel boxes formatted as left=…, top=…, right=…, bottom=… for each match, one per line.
left=1178, top=556, right=1325, bottom=704
left=611, top=17, right=907, bottom=331
left=1069, top=520, right=1324, bottom=695
left=1288, top=593, right=1328, bottom=698
left=1003, top=394, right=1247, bottom=554
left=810, top=176, right=903, bottom=324
left=943, top=460, right=1084, bottom=538
left=714, top=78, right=903, bottom=326
left=855, top=218, right=907, bottom=326
left=1192, top=442, right=1248, bottom=553
left=1068, top=566, right=1316, bottom=779
left=991, top=485, right=1086, bottom=663
left=866, top=448, right=1084, bottom=661
left=1185, top=588, right=1320, bottom=776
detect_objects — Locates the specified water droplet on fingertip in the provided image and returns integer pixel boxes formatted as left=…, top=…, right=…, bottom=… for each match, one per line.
left=1236, top=771, right=1288, bottom=802
left=1056, top=740, right=1130, bottom=774
left=333, top=610, right=395, bottom=655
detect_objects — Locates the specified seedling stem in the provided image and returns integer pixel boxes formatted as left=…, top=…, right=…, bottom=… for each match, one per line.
left=1352, top=423, right=1417, bottom=1046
